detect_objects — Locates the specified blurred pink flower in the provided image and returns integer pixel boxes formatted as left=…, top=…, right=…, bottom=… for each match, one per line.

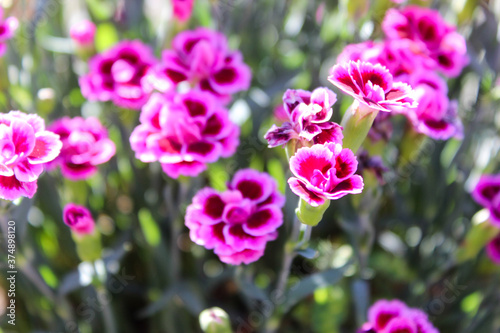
left=48, top=117, right=116, bottom=180
left=0, top=8, right=19, bottom=57
left=486, top=235, right=500, bottom=264
left=367, top=300, right=438, bottom=333
left=185, top=169, right=284, bottom=265
left=382, top=6, right=468, bottom=77
left=63, top=203, right=95, bottom=235
left=472, top=174, right=500, bottom=226
left=70, top=20, right=96, bottom=46
left=172, top=0, right=195, bottom=22
left=149, top=28, right=251, bottom=103
left=0, top=111, right=62, bottom=200
left=79, top=40, right=157, bottom=110
left=130, top=90, right=239, bottom=178
left=265, top=87, right=343, bottom=148
left=288, top=143, right=363, bottom=207
left=401, top=70, right=463, bottom=140
left=328, top=61, right=417, bottom=113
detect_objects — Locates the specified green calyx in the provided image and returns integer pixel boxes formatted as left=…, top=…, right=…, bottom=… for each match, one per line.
left=296, top=198, right=331, bottom=227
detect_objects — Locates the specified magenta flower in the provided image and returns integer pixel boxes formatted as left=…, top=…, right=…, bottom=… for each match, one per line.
left=79, top=40, right=157, bottom=110
left=0, top=111, right=62, bottom=201
left=472, top=174, right=500, bottom=226
left=47, top=117, right=116, bottom=180
left=401, top=70, right=463, bottom=140
left=265, top=88, right=343, bottom=148
left=70, top=20, right=96, bottom=46
left=367, top=300, right=438, bottom=333
left=172, top=0, right=195, bottom=22
left=185, top=169, right=285, bottom=265
left=149, top=28, right=251, bottom=103
left=382, top=6, right=468, bottom=77
left=0, top=8, right=18, bottom=57
left=130, top=90, right=239, bottom=178
left=63, top=203, right=95, bottom=235
left=328, top=61, right=417, bottom=113
left=288, top=143, right=364, bottom=207
left=486, top=235, right=500, bottom=264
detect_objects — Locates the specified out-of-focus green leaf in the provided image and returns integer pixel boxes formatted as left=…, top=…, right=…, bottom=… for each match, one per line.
left=95, top=23, right=119, bottom=52
left=86, top=0, right=115, bottom=20
left=9, top=86, right=33, bottom=110
left=39, top=265, right=58, bottom=288
left=312, top=285, right=347, bottom=333
left=267, top=158, right=286, bottom=194
left=461, top=292, right=482, bottom=316
left=138, top=208, right=161, bottom=247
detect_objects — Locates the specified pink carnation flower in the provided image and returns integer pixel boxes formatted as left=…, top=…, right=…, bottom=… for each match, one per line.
left=328, top=61, right=417, bottom=113
left=382, top=6, right=468, bottom=77
left=47, top=117, right=116, bottom=180
left=130, top=90, right=239, bottom=178
left=70, top=20, right=96, bottom=46
left=0, top=8, right=19, bottom=57
left=172, top=0, right=195, bottom=22
left=79, top=40, right=157, bottom=110
left=288, top=143, right=364, bottom=207
left=63, top=203, right=95, bottom=235
left=149, top=28, right=251, bottom=103
left=367, top=300, right=438, bottom=333
left=401, top=70, right=463, bottom=140
left=472, top=174, right=500, bottom=226
left=0, top=111, right=62, bottom=201
left=185, top=169, right=285, bottom=265
left=486, top=235, right=500, bottom=264
left=264, top=88, right=343, bottom=148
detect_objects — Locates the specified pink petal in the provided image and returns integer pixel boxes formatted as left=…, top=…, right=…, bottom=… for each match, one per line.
left=0, top=175, right=37, bottom=200
left=288, top=177, right=326, bottom=207
left=242, top=205, right=283, bottom=236
left=11, top=118, right=36, bottom=157
left=28, top=132, right=62, bottom=164
left=14, top=160, right=44, bottom=182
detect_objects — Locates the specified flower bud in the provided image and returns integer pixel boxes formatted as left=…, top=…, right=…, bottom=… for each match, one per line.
left=199, top=307, right=232, bottom=333
left=63, top=203, right=96, bottom=235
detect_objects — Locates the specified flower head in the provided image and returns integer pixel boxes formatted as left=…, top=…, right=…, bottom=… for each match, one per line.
left=130, top=90, right=239, bottom=178
left=366, top=300, right=438, bottom=333
left=0, top=111, right=62, bottom=201
left=79, top=40, right=157, bottom=110
left=172, top=0, right=195, bottom=22
left=63, top=203, right=95, bottom=235
left=185, top=169, right=285, bottom=265
left=264, top=87, right=343, bottom=148
left=328, top=60, right=417, bottom=113
left=70, top=20, right=96, bottom=46
left=472, top=174, right=500, bottom=226
left=486, top=235, right=500, bottom=264
left=288, top=143, right=364, bottom=207
left=48, top=117, right=116, bottom=180
left=149, top=28, right=251, bottom=103
left=0, top=9, right=18, bottom=57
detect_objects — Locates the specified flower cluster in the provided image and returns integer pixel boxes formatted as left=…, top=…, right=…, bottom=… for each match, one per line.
left=264, top=87, right=343, bottom=148
left=185, top=169, right=284, bottom=265
left=149, top=28, right=252, bottom=104
left=63, top=203, right=96, bottom=235
left=0, top=111, right=62, bottom=200
left=338, top=6, right=467, bottom=141
left=360, top=299, right=439, bottom=333
left=130, top=91, right=239, bottom=178
left=0, top=8, right=18, bottom=57
left=288, top=143, right=364, bottom=207
left=79, top=40, right=157, bottom=110
left=47, top=117, right=116, bottom=180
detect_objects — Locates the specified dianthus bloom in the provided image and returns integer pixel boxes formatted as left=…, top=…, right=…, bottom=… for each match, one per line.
left=70, top=20, right=96, bottom=46
left=130, top=90, right=239, bottom=178
left=382, top=6, right=468, bottom=77
left=63, top=203, right=95, bottom=235
left=401, top=70, right=463, bottom=140
left=264, top=88, right=343, bottom=148
left=185, top=169, right=285, bottom=265
left=47, top=117, right=116, bottom=180
left=0, top=8, right=19, bottom=57
left=486, top=235, right=500, bottom=264
left=172, top=0, right=194, bottom=22
left=472, top=174, right=500, bottom=226
left=288, top=143, right=364, bottom=207
left=79, top=40, right=157, bottom=110
left=0, top=111, right=62, bottom=200
left=365, top=299, right=439, bottom=333
left=328, top=61, right=417, bottom=113
left=149, top=28, right=251, bottom=103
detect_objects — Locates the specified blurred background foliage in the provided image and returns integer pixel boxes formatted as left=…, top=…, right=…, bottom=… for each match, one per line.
left=0, top=0, right=500, bottom=332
